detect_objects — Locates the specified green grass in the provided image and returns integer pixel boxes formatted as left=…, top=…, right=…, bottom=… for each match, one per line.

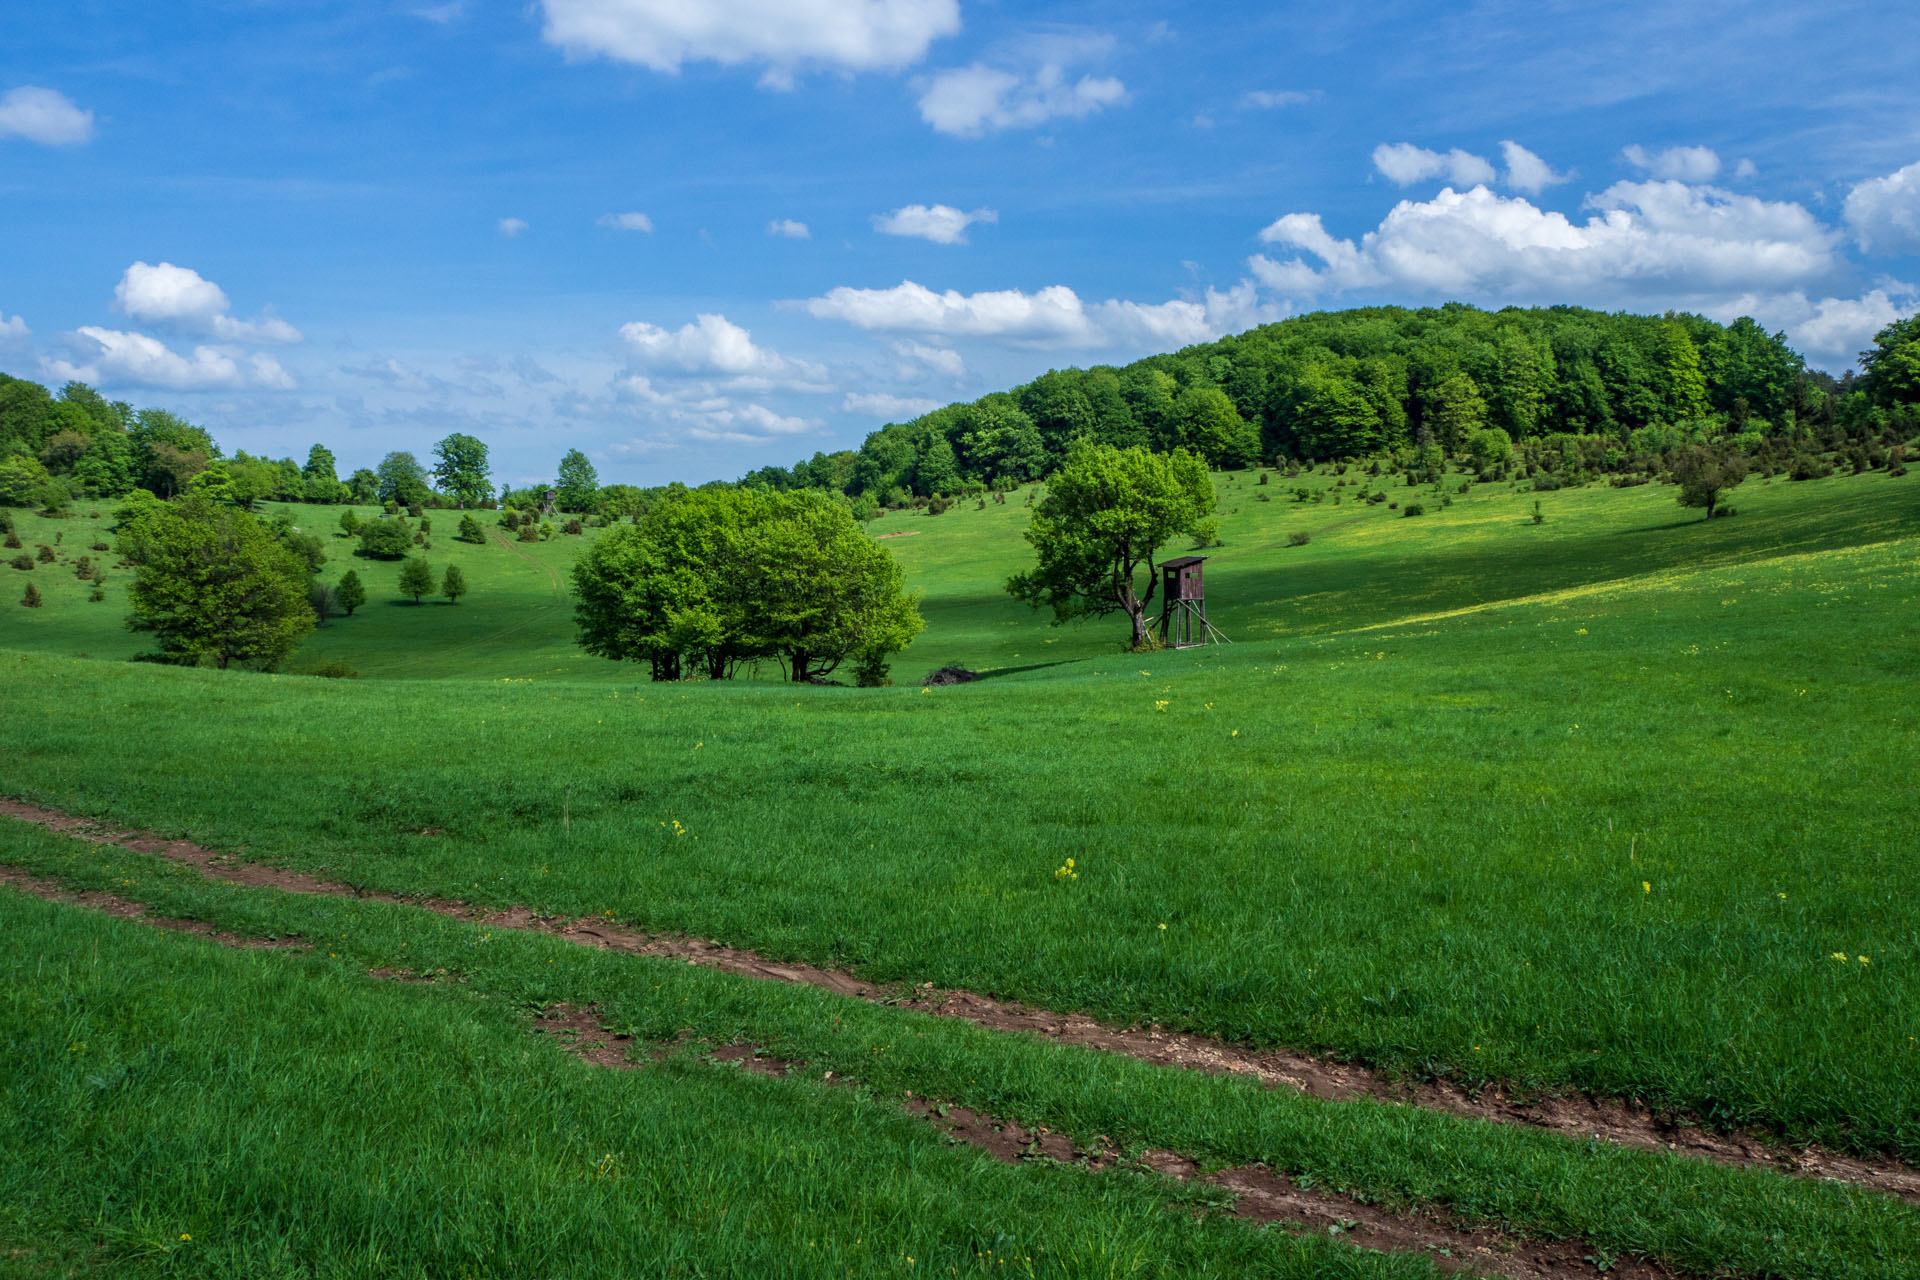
left=5, top=879, right=1470, bottom=1280
left=2, top=469, right=1916, bottom=1162
left=7, top=818, right=1919, bottom=1280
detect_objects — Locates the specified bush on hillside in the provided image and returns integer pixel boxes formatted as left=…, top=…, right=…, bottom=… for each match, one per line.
left=358, top=518, right=413, bottom=559
left=1288, top=530, right=1311, bottom=546
left=21, top=581, right=41, bottom=608
left=9, top=554, right=32, bottom=571
left=458, top=513, right=484, bottom=543
left=1403, top=503, right=1425, bottom=517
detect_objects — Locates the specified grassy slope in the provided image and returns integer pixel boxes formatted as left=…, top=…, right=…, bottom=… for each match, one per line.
left=5, top=883, right=1463, bottom=1280
left=8, top=817, right=1917, bottom=1280
left=2, top=470, right=1916, bottom=1157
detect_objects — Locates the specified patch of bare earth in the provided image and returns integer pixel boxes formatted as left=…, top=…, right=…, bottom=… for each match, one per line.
left=4, top=795, right=1916, bottom=1207
left=0, top=860, right=1683, bottom=1279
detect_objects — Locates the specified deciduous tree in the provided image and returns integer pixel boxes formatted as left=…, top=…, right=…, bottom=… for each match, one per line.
left=124, top=495, right=315, bottom=669
left=1007, top=441, right=1215, bottom=649
left=398, top=556, right=434, bottom=603
left=431, top=434, right=492, bottom=508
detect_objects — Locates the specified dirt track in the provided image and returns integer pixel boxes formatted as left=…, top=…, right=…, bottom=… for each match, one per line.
left=3, top=793, right=1915, bottom=1211
left=1, top=859, right=1677, bottom=1280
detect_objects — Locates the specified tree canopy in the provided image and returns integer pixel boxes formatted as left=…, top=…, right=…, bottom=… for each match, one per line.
left=572, top=487, right=922, bottom=683
left=431, top=434, right=492, bottom=508
left=121, top=494, right=315, bottom=669
left=1007, top=440, right=1216, bottom=649
left=555, top=448, right=599, bottom=512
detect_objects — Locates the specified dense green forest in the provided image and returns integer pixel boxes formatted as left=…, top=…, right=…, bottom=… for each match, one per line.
left=4, top=304, right=1917, bottom=520
left=744, top=304, right=1920, bottom=500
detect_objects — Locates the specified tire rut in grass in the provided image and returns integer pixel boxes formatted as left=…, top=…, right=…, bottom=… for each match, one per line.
left=0, top=871, right=1675, bottom=1280
left=5, top=795, right=1916, bottom=1206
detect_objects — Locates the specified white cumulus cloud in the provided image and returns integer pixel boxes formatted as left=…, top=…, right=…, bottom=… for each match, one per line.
left=1843, top=160, right=1920, bottom=255
left=1499, top=141, right=1568, bottom=195
left=49, top=327, right=295, bottom=391
left=597, top=211, right=654, bottom=232
left=0, top=86, right=94, bottom=146
left=0, top=310, right=29, bottom=341
left=539, top=0, right=959, bottom=80
left=872, top=203, right=997, bottom=245
left=113, top=262, right=302, bottom=344
left=844, top=391, right=942, bottom=419
left=1372, top=143, right=1497, bottom=188
left=1623, top=144, right=1720, bottom=183
left=1252, top=181, right=1841, bottom=305
left=767, top=218, right=811, bottom=239
left=892, top=339, right=964, bottom=377
left=804, top=278, right=1274, bottom=350
left=918, top=57, right=1125, bottom=137
left=498, top=217, right=529, bottom=237
left=619, top=312, right=828, bottom=389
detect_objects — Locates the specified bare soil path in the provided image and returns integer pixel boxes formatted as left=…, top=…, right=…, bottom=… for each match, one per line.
left=4, top=794, right=1915, bottom=1208
left=1, top=862, right=1677, bottom=1280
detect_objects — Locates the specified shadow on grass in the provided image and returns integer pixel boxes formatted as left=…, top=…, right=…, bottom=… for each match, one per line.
left=964, top=659, right=1090, bottom=681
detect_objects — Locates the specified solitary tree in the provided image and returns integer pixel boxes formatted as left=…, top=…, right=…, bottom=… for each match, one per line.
left=124, top=495, right=315, bottom=669
left=555, top=448, right=599, bottom=512
left=457, top=512, right=484, bottom=543
left=375, top=452, right=431, bottom=507
left=398, top=556, right=434, bottom=604
left=338, top=508, right=362, bottom=537
left=1007, top=440, right=1216, bottom=650
left=337, top=569, right=366, bottom=616
left=20, top=581, right=41, bottom=608
left=1670, top=444, right=1750, bottom=520
left=441, top=563, right=467, bottom=604
left=431, top=433, right=492, bottom=508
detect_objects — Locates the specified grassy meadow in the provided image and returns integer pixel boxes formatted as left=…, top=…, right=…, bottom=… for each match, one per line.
left=3, top=464, right=1919, bottom=1275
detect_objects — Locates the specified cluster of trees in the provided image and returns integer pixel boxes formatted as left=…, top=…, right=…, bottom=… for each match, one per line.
left=0, top=375, right=505, bottom=513
left=571, top=487, right=923, bottom=683
left=738, top=305, right=1920, bottom=502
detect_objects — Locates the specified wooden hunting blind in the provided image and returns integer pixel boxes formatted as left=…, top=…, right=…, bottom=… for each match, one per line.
left=1156, top=555, right=1230, bottom=648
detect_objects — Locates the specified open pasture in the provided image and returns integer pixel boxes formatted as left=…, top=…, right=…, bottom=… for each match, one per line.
left=4, top=469, right=1917, bottom=1169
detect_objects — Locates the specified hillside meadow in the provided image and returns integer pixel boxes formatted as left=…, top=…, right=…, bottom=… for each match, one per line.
left=3, top=464, right=1917, bottom=1279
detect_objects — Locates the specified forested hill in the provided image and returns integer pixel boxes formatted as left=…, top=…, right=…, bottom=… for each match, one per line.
left=745, top=303, right=1913, bottom=501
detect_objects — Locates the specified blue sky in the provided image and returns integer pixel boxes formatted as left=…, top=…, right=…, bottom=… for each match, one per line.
left=3, top=1, right=1917, bottom=487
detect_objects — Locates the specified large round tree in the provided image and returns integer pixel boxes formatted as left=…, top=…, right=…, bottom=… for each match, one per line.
left=123, top=494, right=314, bottom=669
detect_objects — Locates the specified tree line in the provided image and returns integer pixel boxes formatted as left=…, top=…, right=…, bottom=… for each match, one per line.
left=740, top=304, right=1920, bottom=502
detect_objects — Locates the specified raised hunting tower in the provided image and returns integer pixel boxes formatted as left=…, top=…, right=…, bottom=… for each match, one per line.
left=1156, top=555, right=1230, bottom=649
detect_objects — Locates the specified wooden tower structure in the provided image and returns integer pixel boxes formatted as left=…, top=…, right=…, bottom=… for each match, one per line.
left=1155, top=555, right=1230, bottom=649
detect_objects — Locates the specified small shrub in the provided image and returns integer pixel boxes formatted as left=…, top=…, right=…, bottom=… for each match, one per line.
left=90, top=540, right=109, bottom=552
left=1532, top=499, right=1545, bottom=525
left=501, top=509, right=520, bottom=532
left=311, top=659, right=358, bottom=679
left=1387, top=501, right=1399, bottom=510
left=1, top=529, right=18, bottom=550
left=418, top=517, right=432, bottom=535
left=1287, top=530, right=1311, bottom=546
left=1257, top=472, right=1269, bottom=485
left=1711, top=505, right=1738, bottom=518
left=339, top=509, right=362, bottom=537
left=382, top=501, right=399, bottom=516
left=407, top=504, right=423, bottom=518
left=539, top=521, right=554, bottom=541
left=563, top=518, right=584, bottom=535
left=36, top=543, right=55, bottom=563
left=413, top=531, right=425, bottom=545
left=853, top=649, right=892, bottom=687
left=1256, top=493, right=1271, bottom=502
left=927, top=495, right=954, bottom=515
left=1891, top=464, right=1910, bottom=478
left=73, top=556, right=92, bottom=578
left=358, top=519, right=413, bottom=559
left=1458, top=481, right=1471, bottom=493
left=9, top=554, right=33, bottom=571
left=20, top=581, right=41, bottom=608
left=517, top=520, right=539, bottom=542
left=1403, top=503, right=1424, bottom=517
left=88, top=582, right=105, bottom=602
left=458, top=513, right=485, bottom=543
left=1789, top=454, right=1833, bottom=481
